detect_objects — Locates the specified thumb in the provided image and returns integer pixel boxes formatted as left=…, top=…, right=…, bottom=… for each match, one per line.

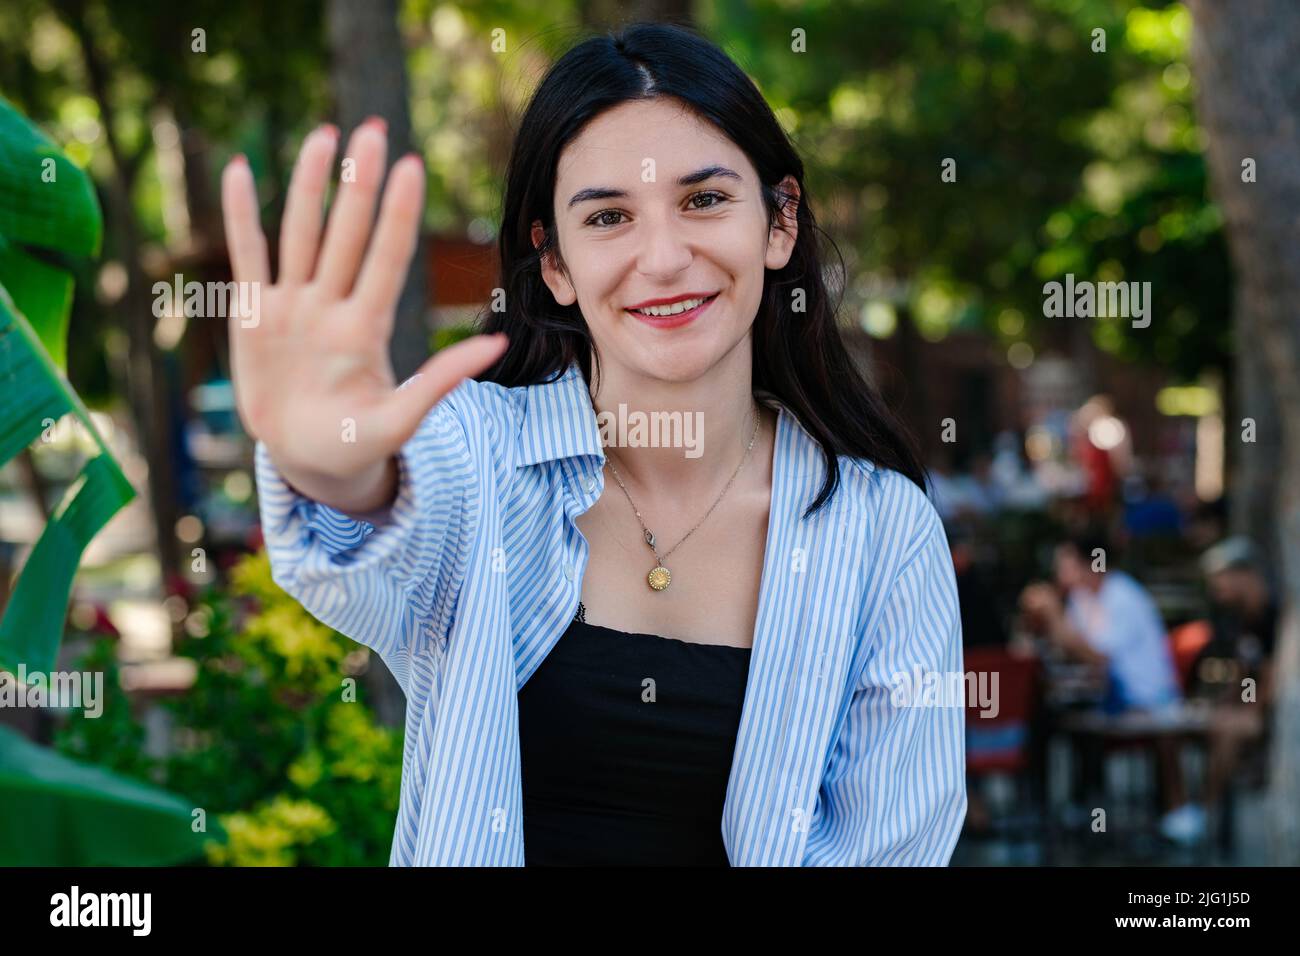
left=384, top=333, right=510, bottom=442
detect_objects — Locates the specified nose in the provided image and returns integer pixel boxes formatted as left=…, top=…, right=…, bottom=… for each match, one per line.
left=634, top=210, right=693, bottom=280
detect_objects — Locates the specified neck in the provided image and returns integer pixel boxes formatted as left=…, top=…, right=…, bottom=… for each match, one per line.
left=588, top=346, right=765, bottom=502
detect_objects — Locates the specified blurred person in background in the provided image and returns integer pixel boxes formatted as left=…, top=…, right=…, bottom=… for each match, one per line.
left=965, top=451, right=1004, bottom=516
left=1198, top=538, right=1277, bottom=694
left=1020, top=527, right=1179, bottom=713
left=926, top=449, right=966, bottom=523
left=1185, top=496, right=1228, bottom=553
left=1069, top=395, right=1133, bottom=524
left=1019, top=527, right=1195, bottom=837
left=1122, top=466, right=1184, bottom=539
left=1176, top=537, right=1279, bottom=848
left=928, top=449, right=982, bottom=522
left=990, top=429, right=1050, bottom=511
left=949, top=520, right=1004, bottom=649
left=927, top=448, right=1000, bottom=523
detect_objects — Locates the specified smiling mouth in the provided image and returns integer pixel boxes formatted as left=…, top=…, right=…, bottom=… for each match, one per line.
left=626, top=293, right=720, bottom=317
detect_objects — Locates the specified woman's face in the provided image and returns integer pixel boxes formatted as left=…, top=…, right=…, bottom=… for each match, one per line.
left=533, top=97, right=799, bottom=385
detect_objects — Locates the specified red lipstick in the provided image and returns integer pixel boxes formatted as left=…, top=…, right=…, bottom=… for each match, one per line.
left=625, top=291, right=719, bottom=330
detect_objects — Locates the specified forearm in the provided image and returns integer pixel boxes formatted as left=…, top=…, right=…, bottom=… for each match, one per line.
left=1048, top=615, right=1108, bottom=666
left=252, top=410, right=478, bottom=667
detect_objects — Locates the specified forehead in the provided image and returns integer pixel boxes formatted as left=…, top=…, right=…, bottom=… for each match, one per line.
left=554, top=98, right=752, bottom=191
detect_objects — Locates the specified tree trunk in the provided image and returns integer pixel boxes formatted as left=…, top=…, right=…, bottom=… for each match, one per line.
left=325, top=0, right=429, bottom=385
left=1228, top=316, right=1283, bottom=573
left=173, top=103, right=222, bottom=252
left=62, top=2, right=181, bottom=580
left=1186, top=0, right=1300, bottom=864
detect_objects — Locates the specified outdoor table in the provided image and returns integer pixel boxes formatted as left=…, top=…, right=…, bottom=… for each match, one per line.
left=1047, top=700, right=1214, bottom=854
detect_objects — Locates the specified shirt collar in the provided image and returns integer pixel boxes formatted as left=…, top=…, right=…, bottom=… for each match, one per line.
left=517, top=360, right=605, bottom=468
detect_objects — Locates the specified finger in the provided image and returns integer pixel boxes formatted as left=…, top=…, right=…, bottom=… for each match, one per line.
left=352, top=152, right=425, bottom=320
left=220, top=156, right=270, bottom=286
left=278, top=124, right=340, bottom=283
left=384, top=334, right=510, bottom=443
left=315, top=117, right=388, bottom=298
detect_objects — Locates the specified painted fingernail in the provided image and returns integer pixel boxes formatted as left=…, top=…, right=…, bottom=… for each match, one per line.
left=364, top=115, right=387, bottom=134
left=230, top=153, right=247, bottom=167
left=320, top=123, right=339, bottom=139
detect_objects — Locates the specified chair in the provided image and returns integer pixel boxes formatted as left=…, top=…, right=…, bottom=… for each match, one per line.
left=965, top=648, right=1041, bottom=773
left=1168, top=619, right=1213, bottom=692
left=963, top=648, right=1044, bottom=853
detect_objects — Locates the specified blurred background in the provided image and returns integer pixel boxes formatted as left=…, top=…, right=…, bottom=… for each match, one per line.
left=1, top=0, right=1297, bottom=866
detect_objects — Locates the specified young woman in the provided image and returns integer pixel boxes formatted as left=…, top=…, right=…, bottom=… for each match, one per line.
left=221, top=22, right=965, bottom=866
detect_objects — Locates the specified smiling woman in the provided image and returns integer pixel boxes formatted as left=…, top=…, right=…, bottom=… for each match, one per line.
left=229, top=21, right=965, bottom=867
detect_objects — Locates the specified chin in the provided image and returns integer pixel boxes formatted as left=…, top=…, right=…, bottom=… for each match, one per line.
left=634, top=357, right=713, bottom=385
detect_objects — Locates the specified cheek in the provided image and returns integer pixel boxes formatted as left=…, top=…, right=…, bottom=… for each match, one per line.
left=564, top=251, right=619, bottom=310
left=715, top=221, right=770, bottom=287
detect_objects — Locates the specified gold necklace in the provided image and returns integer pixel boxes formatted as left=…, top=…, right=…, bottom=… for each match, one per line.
left=604, top=401, right=762, bottom=591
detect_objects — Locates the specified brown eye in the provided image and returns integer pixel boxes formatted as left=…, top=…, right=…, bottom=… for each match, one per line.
left=690, top=191, right=729, bottom=209
left=586, top=210, right=626, bottom=228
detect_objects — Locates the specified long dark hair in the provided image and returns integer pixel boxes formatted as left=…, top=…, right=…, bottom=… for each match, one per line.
left=477, top=21, right=928, bottom=518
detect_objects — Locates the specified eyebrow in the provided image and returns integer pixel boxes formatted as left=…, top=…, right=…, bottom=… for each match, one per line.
left=566, top=165, right=743, bottom=209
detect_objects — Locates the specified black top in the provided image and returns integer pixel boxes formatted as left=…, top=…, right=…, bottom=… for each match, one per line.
left=1190, top=599, right=1280, bottom=698
left=518, top=601, right=752, bottom=866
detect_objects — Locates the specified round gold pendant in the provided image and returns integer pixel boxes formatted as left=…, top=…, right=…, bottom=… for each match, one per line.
left=647, top=566, right=671, bottom=591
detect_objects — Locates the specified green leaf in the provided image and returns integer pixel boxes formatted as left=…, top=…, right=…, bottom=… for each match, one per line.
left=0, top=88, right=200, bottom=870
left=0, top=288, right=134, bottom=672
left=0, top=95, right=101, bottom=377
left=0, top=102, right=133, bottom=679
left=0, top=94, right=101, bottom=258
left=0, top=235, right=72, bottom=370
left=0, top=725, right=222, bottom=866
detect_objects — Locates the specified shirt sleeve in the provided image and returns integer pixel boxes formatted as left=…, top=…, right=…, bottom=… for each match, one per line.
left=1072, top=577, right=1149, bottom=657
left=253, top=382, right=481, bottom=677
left=808, top=501, right=968, bottom=865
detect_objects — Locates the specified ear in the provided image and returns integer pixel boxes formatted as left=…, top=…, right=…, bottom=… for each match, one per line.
left=531, top=220, right=577, bottom=306
left=764, top=175, right=800, bottom=270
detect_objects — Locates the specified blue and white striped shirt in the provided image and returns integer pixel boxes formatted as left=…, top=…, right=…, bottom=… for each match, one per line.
left=253, top=358, right=966, bottom=865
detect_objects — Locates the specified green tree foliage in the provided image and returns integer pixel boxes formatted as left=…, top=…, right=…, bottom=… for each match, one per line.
left=705, top=0, right=1228, bottom=377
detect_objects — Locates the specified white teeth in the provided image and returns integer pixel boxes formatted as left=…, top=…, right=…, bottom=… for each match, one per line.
left=631, top=296, right=710, bottom=317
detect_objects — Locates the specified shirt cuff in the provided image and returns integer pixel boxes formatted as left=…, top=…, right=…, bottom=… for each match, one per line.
left=253, top=439, right=421, bottom=568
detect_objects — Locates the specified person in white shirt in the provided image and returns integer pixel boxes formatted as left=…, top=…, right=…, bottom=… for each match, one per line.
left=1023, top=529, right=1178, bottom=712
left=1020, top=528, right=1195, bottom=842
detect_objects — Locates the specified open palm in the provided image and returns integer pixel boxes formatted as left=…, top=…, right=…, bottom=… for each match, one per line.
left=220, top=119, right=507, bottom=500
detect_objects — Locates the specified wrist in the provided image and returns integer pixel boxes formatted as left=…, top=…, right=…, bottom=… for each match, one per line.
left=275, top=453, right=399, bottom=518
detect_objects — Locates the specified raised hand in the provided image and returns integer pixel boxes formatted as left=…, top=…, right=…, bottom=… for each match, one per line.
left=220, top=119, right=508, bottom=514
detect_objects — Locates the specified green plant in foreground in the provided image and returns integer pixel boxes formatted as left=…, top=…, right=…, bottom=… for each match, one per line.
left=57, top=549, right=403, bottom=866
left=0, top=93, right=213, bottom=866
